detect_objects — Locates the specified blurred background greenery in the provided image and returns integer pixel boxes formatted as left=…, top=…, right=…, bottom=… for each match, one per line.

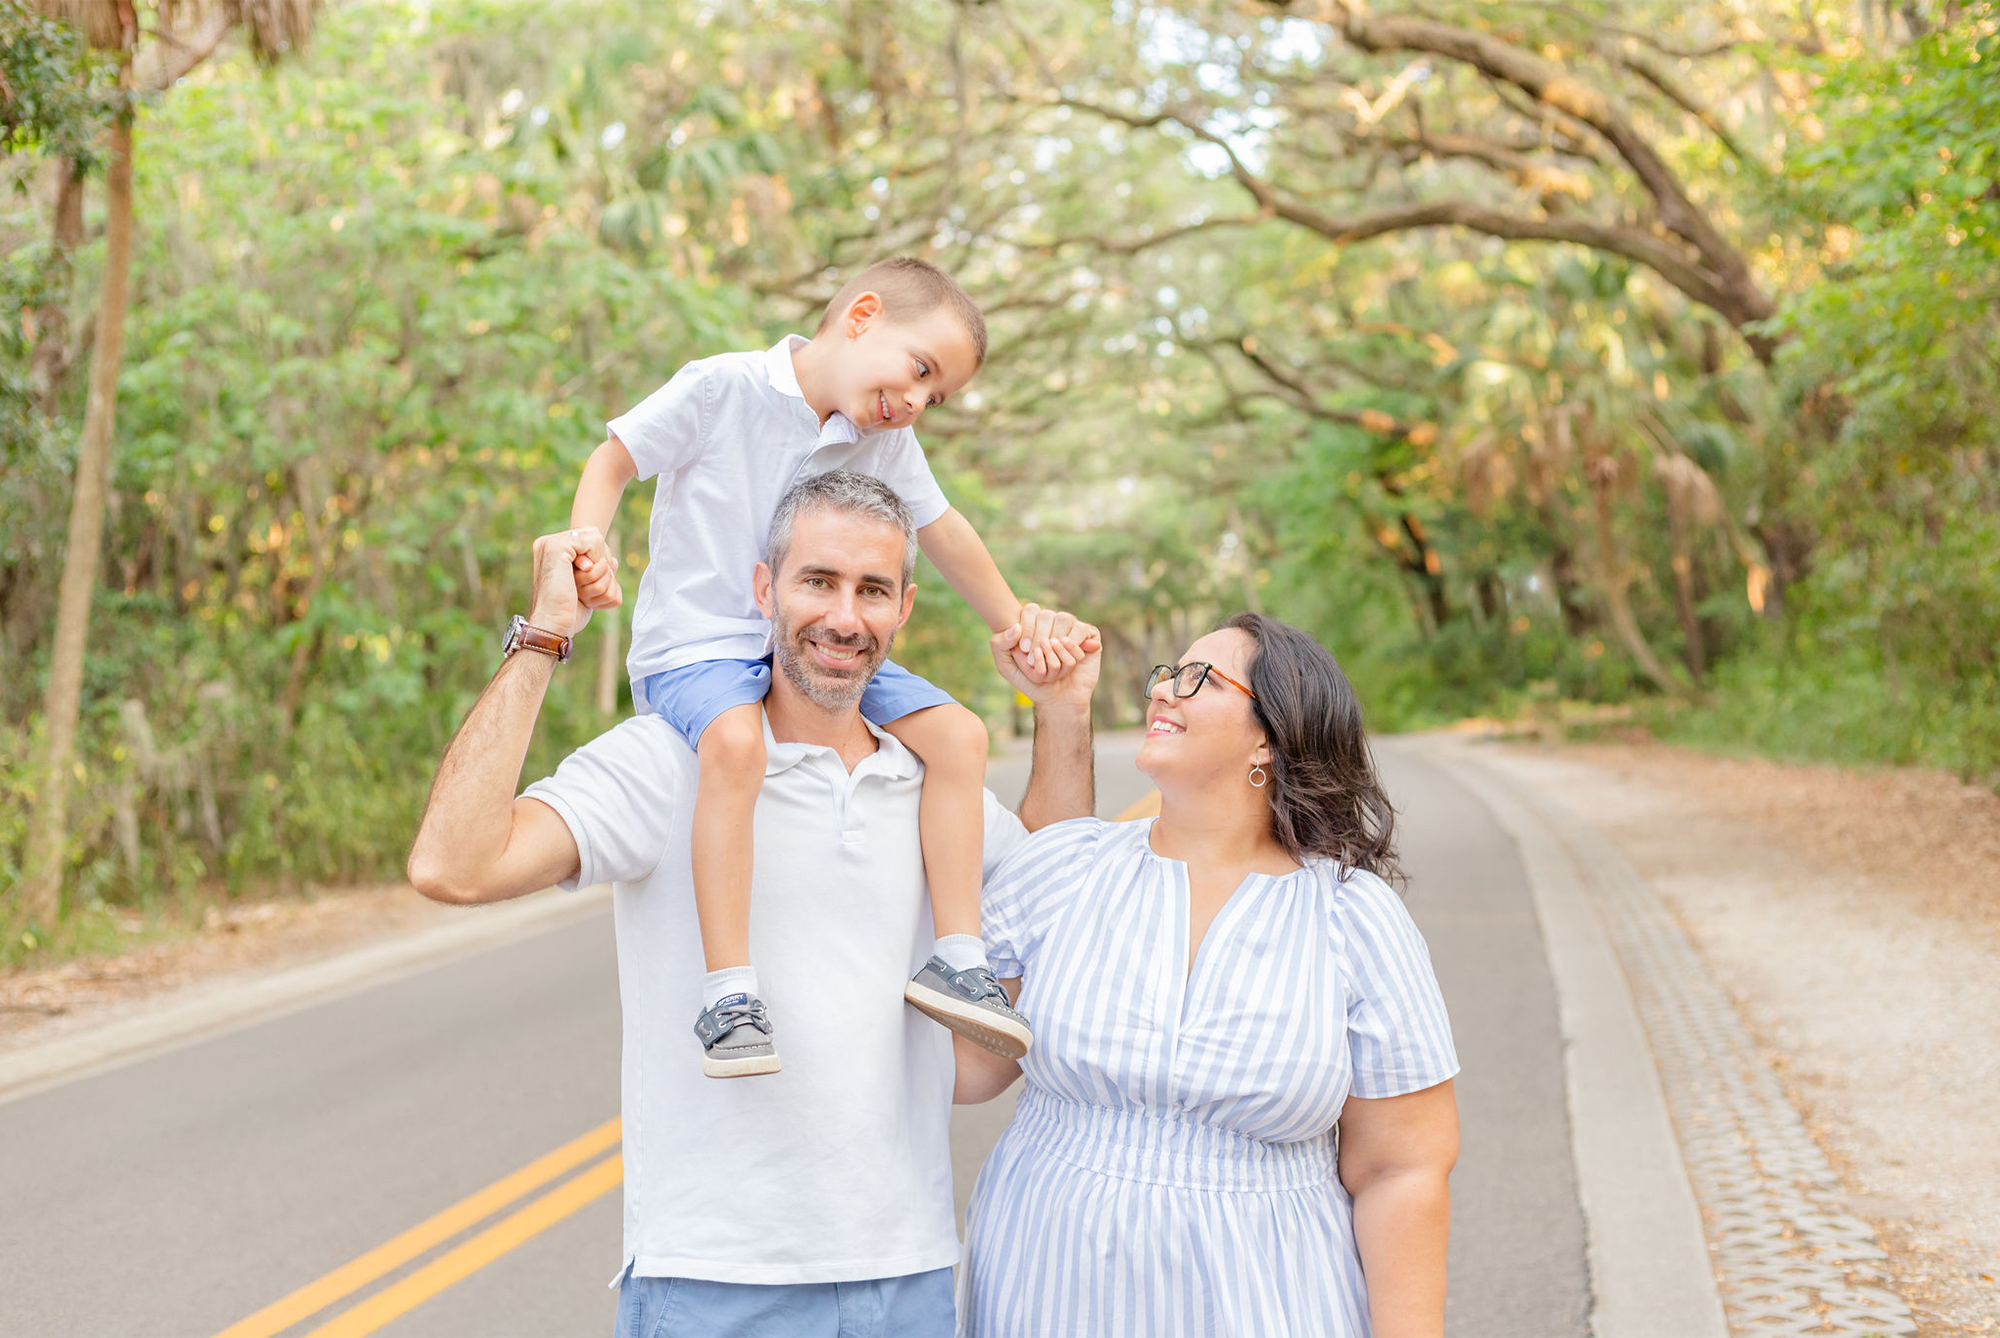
left=2, top=0, right=1994, bottom=960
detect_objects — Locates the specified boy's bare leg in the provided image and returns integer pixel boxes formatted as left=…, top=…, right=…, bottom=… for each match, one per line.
left=692, top=703, right=766, bottom=971
left=689, top=702, right=778, bottom=1077
left=890, top=703, right=1033, bottom=1059
left=883, top=702, right=988, bottom=944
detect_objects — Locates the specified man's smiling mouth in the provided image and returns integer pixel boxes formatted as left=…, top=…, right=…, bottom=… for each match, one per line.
left=805, top=633, right=869, bottom=670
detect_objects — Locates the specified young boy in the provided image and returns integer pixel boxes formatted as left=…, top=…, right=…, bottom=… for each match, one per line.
left=568, top=257, right=1091, bottom=1078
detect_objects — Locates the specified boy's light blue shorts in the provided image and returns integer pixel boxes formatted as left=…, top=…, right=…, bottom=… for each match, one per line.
left=637, top=656, right=957, bottom=750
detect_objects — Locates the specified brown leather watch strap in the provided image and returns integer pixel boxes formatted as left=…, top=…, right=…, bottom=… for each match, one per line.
left=505, top=616, right=572, bottom=663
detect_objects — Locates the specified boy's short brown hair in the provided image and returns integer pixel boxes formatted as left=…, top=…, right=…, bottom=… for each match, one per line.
left=815, top=257, right=988, bottom=366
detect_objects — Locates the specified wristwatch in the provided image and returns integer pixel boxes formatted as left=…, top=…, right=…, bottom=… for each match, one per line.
left=502, top=614, right=572, bottom=663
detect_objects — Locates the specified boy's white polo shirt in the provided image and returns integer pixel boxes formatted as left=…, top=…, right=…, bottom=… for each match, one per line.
left=608, top=336, right=952, bottom=689
left=522, top=709, right=1028, bottom=1285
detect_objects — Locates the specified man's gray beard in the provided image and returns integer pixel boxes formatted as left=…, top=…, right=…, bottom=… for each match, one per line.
left=770, top=607, right=894, bottom=711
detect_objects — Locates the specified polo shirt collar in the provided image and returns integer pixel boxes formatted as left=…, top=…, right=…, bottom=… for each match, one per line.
left=763, top=334, right=809, bottom=399
left=761, top=706, right=922, bottom=781
left=764, top=334, right=862, bottom=447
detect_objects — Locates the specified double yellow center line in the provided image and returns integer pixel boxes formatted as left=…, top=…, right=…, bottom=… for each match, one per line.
left=213, top=1117, right=623, bottom=1338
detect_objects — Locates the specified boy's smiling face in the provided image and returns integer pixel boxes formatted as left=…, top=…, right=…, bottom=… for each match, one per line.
left=830, top=292, right=981, bottom=432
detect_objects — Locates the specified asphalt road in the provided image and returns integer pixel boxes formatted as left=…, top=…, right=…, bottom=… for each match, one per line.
left=0, top=733, right=1586, bottom=1337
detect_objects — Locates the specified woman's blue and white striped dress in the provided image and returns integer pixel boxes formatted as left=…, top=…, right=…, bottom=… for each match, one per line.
left=959, top=816, right=1459, bottom=1338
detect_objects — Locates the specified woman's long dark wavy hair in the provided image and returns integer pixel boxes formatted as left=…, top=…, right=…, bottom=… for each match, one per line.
left=1224, top=613, right=1401, bottom=884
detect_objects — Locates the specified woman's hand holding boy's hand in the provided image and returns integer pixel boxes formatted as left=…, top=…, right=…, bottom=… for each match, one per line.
left=568, top=526, right=623, bottom=610
left=994, top=602, right=1101, bottom=700
left=1009, top=603, right=1101, bottom=681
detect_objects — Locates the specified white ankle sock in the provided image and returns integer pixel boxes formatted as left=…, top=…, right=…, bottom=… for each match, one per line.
left=702, top=966, right=759, bottom=1011
left=934, top=934, right=988, bottom=973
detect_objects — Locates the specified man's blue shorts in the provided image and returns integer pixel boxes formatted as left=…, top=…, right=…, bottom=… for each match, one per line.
left=637, top=656, right=956, bottom=750
left=614, top=1267, right=954, bottom=1338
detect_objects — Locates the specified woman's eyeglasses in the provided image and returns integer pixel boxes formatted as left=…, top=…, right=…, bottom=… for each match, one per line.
left=1144, top=662, right=1258, bottom=702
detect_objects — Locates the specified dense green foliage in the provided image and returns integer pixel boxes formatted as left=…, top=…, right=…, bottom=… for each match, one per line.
left=0, top=0, right=109, bottom=166
left=0, top=0, right=110, bottom=459
left=1, top=0, right=1994, bottom=955
left=1688, top=14, right=2000, bottom=773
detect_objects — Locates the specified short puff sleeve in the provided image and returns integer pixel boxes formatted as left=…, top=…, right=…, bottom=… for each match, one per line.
left=980, top=816, right=1109, bottom=981
left=1331, top=866, right=1461, bottom=1100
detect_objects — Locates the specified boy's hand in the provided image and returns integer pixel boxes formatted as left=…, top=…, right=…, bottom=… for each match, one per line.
left=991, top=612, right=1099, bottom=711
left=568, top=527, right=623, bottom=610
left=1003, top=603, right=1101, bottom=685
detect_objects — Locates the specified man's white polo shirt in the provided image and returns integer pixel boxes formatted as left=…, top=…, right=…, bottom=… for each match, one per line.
left=522, top=708, right=1028, bottom=1284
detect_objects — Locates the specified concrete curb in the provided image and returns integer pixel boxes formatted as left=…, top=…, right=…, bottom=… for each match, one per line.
left=0, top=885, right=611, bottom=1107
left=1410, top=736, right=1728, bottom=1338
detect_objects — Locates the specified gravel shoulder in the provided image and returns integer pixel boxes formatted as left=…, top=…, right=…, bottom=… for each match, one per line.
left=1482, top=736, right=2000, bottom=1336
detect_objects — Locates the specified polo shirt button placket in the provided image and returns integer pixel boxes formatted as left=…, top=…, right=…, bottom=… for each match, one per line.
left=824, top=763, right=865, bottom=847
left=838, top=776, right=865, bottom=847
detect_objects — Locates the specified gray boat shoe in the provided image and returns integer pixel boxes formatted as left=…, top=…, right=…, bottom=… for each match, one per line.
left=693, top=992, right=780, bottom=1078
left=904, top=957, right=1032, bottom=1060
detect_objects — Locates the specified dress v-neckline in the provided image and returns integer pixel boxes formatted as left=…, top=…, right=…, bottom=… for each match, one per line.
left=1141, top=820, right=1304, bottom=984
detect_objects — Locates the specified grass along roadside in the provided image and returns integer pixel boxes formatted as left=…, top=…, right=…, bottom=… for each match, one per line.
left=0, top=883, right=460, bottom=1056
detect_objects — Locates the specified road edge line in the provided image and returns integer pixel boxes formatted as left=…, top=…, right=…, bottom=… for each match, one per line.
left=0, top=885, right=611, bottom=1106
left=1409, top=734, right=1727, bottom=1338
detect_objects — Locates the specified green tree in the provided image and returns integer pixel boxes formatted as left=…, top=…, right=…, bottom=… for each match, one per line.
left=16, top=0, right=322, bottom=931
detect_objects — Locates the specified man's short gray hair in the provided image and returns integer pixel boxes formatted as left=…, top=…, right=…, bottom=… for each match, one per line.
left=766, top=470, right=919, bottom=589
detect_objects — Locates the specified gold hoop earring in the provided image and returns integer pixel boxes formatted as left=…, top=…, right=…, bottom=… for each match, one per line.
left=1249, top=765, right=1269, bottom=789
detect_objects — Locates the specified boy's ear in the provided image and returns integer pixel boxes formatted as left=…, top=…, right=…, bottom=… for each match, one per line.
left=843, top=291, right=883, bottom=337
left=752, top=560, right=776, bottom=619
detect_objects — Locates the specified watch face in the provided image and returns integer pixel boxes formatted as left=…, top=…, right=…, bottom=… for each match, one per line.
left=503, top=614, right=524, bottom=652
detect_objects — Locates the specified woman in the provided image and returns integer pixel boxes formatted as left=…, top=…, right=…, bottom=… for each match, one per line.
left=956, top=613, right=1459, bottom=1338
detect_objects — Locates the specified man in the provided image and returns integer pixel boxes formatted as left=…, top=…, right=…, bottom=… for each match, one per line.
left=406, top=469, right=1098, bottom=1337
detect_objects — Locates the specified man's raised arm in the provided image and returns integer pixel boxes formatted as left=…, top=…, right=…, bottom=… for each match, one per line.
left=406, top=530, right=600, bottom=904
left=989, top=606, right=1098, bottom=831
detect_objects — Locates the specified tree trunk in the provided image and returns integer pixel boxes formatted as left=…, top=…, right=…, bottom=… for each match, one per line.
left=1360, top=508, right=1449, bottom=633
left=1401, top=513, right=1450, bottom=630
left=1585, top=455, right=1688, bottom=699
left=29, top=160, right=86, bottom=415
left=1666, top=520, right=1708, bottom=682
left=16, top=87, right=136, bottom=929
left=1546, top=534, right=1595, bottom=636
left=1474, top=570, right=1504, bottom=626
